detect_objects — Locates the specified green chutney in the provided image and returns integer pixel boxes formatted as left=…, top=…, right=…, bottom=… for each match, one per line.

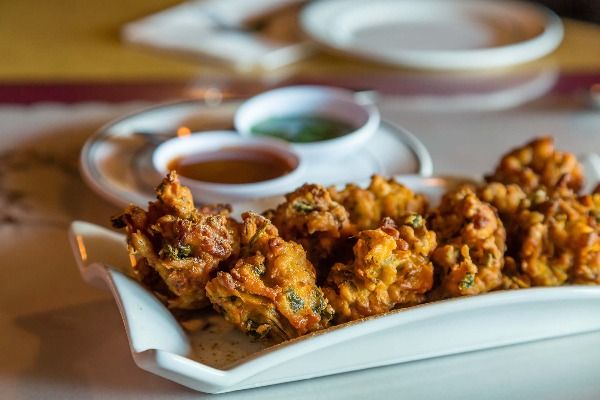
left=250, top=115, right=355, bottom=143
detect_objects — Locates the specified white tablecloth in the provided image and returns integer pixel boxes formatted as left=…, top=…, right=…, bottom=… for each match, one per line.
left=1, top=101, right=600, bottom=399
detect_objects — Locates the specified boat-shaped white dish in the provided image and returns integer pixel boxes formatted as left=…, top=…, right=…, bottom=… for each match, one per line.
left=69, top=176, right=600, bottom=394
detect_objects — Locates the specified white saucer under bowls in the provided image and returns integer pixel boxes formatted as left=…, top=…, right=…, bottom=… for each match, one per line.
left=234, top=85, right=380, bottom=160
left=301, top=0, right=564, bottom=70
left=152, top=131, right=305, bottom=203
left=80, top=99, right=431, bottom=209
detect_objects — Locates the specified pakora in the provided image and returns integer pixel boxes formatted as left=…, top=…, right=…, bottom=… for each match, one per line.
left=330, top=175, right=428, bottom=231
left=205, top=212, right=334, bottom=343
left=323, top=215, right=436, bottom=323
left=486, top=136, right=583, bottom=194
left=266, top=183, right=353, bottom=268
left=480, top=182, right=600, bottom=287
left=429, top=186, right=506, bottom=298
left=111, top=171, right=240, bottom=309
left=481, top=136, right=600, bottom=287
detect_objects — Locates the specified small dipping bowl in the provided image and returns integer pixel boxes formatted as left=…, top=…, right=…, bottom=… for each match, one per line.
left=152, top=131, right=304, bottom=203
left=234, top=85, right=380, bottom=160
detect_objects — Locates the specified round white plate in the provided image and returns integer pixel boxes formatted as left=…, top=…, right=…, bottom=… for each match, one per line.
left=80, top=100, right=432, bottom=208
left=301, top=0, right=564, bottom=70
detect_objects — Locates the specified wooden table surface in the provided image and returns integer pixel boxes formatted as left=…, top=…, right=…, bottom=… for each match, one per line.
left=1, top=0, right=599, bottom=85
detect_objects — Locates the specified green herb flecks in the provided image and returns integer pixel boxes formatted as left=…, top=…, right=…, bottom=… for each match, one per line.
left=312, top=289, right=334, bottom=321
left=160, top=243, right=193, bottom=260
left=404, top=214, right=423, bottom=229
left=292, top=200, right=316, bottom=213
left=459, top=272, right=475, bottom=291
left=248, top=224, right=269, bottom=248
left=311, top=289, right=326, bottom=314
left=286, top=289, right=305, bottom=313
left=253, top=261, right=266, bottom=276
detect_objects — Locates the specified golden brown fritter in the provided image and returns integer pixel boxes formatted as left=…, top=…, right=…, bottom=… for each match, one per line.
left=266, top=183, right=353, bottom=267
left=328, top=183, right=379, bottom=232
left=205, top=212, right=334, bottom=343
left=330, top=175, right=428, bottom=231
left=486, top=136, right=584, bottom=194
left=323, top=216, right=436, bottom=323
left=111, top=172, right=240, bottom=309
left=368, top=175, right=429, bottom=221
left=478, top=182, right=531, bottom=216
left=575, top=192, right=600, bottom=283
left=481, top=182, right=600, bottom=287
left=429, top=186, right=506, bottom=298
left=477, top=182, right=533, bottom=289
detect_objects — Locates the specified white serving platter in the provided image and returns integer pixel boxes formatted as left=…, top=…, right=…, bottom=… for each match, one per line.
left=80, top=99, right=431, bottom=209
left=301, top=0, right=563, bottom=70
left=69, top=175, right=600, bottom=394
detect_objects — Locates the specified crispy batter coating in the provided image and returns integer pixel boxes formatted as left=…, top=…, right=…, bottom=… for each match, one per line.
left=429, top=186, right=506, bottom=298
left=368, top=175, right=429, bottom=221
left=486, top=136, right=584, bottom=194
left=576, top=192, right=600, bottom=283
left=205, top=212, right=334, bottom=343
left=330, top=175, right=428, bottom=231
left=481, top=182, right=600, bottom=287
left=477, top=182, right=532, bottom=289
left=328, top=183, right=379, bottom=232
left=266, top=183, right=353, bottom=267
left=111, top=172, right=240, bottom=309
left=323, top=216, right=436, bottom=323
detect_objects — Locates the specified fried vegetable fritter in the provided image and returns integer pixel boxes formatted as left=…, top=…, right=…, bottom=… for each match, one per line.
left=328, top=183, right=379, bottom=232
left=480, top=182, right=600, bottom=287
left=205, top=212, right=334, bottom=343
left=481, top=133, right=600, bottom=286
left=486, top=136, right=584, bottom=194
left=576, top=192, right=600, bottom=283
left=323, top=216, right=436, bottom=323
left=266, top=183, right=353, bottom=268
left=111, top=172, right=240, bottom=309
left=429, top=186, right=506, bottom=298
left=330, top=175, right=428, bottom=231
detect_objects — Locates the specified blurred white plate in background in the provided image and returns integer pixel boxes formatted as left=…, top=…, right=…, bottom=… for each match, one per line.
left=301, top=0, right=563, bottom=70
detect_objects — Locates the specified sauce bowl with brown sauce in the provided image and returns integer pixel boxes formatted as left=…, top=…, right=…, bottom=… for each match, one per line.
left=152, top=131, right=304, bottom=202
